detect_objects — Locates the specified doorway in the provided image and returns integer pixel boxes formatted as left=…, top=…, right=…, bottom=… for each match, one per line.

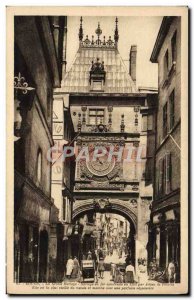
left=39, top=229, right=48, bottom=282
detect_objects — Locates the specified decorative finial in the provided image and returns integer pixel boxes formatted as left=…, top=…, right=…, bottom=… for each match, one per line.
left=120, top=113, right=125, bottom=133
left=77, top=112, right=82, bottom=132
left=95, top=22, right=102, bottom=45
left=79, top=16, right=83, bottom=42
left=114, top=17, right=119, bottom=46
left=103, top=36, right=106, bottom=46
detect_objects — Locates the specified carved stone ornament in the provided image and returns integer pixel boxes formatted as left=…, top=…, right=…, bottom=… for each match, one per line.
left=89, top=124, right=110, bottom=133
left=79, top=18, right=119, bottom=49
left=129, top=198, right=137, bottom=208
left=94, top=198, right=110, bottom=210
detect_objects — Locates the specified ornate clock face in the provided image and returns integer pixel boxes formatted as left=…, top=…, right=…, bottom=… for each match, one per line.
left=86, top=151, right=115, bottom=177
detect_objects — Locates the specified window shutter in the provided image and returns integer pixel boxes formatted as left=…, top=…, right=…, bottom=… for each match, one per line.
left=163, top=157, right=166, bottom=195
left=159, top=158, right=164, bottom=196
left=170, top=90, right=175, bottom=130
left=165, top=153, right=171, bottom=194
left=142, top=115, right=147, bottom=131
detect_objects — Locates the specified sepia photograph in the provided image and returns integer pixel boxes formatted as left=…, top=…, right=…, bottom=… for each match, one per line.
left=6, top=6, right=188, bottom=295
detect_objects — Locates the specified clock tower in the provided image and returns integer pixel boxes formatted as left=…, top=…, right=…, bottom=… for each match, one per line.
left=54, top=17, right=157, bottom=268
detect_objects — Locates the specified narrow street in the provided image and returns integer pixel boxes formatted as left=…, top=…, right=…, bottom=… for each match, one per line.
left=63, top=270, right=113, bottom=284
left=12, top=13, right=181, bottom=287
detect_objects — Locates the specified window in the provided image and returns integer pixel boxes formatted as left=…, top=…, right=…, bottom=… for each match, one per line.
left=157, top=153, right=172, bottom=197
left=169, top=90, right=175, bottom=130
left=163, top=103, right=168, bottom=138
left=163, top=49, right=169, bottom=79
left=158, top=158, right=164, bottom=196
left=37, top=150, right=42, bottom=185
left=89, top=108, right=104, bottom=125
left=92, top=80, right=102, bottom=91
left=171, top=31, right=177, bottom=63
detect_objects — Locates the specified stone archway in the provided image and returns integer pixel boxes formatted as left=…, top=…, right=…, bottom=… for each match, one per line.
left=72, top=198, right=137, bottom=267
left=72, top=198, right=137, bottom=230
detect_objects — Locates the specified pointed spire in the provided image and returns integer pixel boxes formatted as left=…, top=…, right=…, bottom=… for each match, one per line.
left=103, top=36, right=106, bottom=46
left=95, top=22, right=102, bottom=45
left=79, top=16, right=83, bottom=42
left=114, top=17, right=119, bottom=46
left=91, top=35, right=94, bottom=45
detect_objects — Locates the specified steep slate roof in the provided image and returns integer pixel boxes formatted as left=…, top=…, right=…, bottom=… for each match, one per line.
left=60, top=18, right=137, bottom=94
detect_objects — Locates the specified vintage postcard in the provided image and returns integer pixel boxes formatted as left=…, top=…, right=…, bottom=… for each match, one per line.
left=7, top=6, right=188, bottom=295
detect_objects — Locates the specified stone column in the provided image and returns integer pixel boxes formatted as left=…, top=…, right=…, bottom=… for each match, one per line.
left=155, top=227, right=160, bottom=266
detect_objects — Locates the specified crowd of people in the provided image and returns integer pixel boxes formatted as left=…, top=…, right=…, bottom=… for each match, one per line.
left=65, top=249, right=105, bottom=281
left=64, top=251, right=179, bottom=284
left=148, top=258, right=179, bottom=283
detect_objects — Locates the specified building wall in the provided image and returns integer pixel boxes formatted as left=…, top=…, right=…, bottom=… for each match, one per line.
left=149, top=17, right=181, bottom=275
left=14, top=16, right=65, bottom=282
left=51, top=95, right=75, bottom=223
left=25, top=101, right=52, bottom=197
left=154, top=17, right=181, bottom=199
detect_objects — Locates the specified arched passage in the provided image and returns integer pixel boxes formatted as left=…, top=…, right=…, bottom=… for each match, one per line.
left=72, top=199, right=137, bottom=230
left=72, top=199, right=137, bottom=266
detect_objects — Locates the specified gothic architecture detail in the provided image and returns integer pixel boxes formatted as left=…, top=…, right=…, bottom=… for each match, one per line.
left=54, top=16, right=157, bottom=272
left=80, top=20, right=118, bottom=49
left=94, top=198, right=111, bottom=210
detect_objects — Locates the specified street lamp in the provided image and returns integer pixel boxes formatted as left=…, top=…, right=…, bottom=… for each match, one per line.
left=14, top=72, right=35, bottom=141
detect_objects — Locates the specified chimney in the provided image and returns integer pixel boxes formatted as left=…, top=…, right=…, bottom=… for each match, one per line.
left=129, top=45, right=137, bottom=84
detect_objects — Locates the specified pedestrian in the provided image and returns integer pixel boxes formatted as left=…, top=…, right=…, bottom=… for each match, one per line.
left=66, top=256, right=74, bottom=279
left=92, top=250, right=98, bottom=270
left=125, top=260, right=135, bottom=283
left=114, top=265, right=124, bottom=283
left=110, top=262, right=116, bottom=281
left=71, top=256, right=80, bottom=279
left=87, top=251, right=92, bottom=260
left=138, top=260, right=148, bottom=283
left=149, top=258, right=158, bottom=280
left=98, top=257, right=105, bottom=279
left=98, top=248, right=104, bottom=260
left=167, top=261, right=176, bottom=283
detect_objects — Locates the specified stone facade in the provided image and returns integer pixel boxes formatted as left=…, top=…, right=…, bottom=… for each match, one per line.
left=149, top=17, right=181, bottom=279
left=54, top=18, right=158, bottom=270
left=14, top=16, right=66, bottom=282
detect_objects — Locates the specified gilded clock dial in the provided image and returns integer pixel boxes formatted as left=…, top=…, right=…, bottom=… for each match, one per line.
left=86, top=152, right=115, bottom=177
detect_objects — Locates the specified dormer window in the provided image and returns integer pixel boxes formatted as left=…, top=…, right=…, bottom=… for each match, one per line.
left=90, top=58, right=106, bottom=91
left=92, top=80, right=103, bottom=91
